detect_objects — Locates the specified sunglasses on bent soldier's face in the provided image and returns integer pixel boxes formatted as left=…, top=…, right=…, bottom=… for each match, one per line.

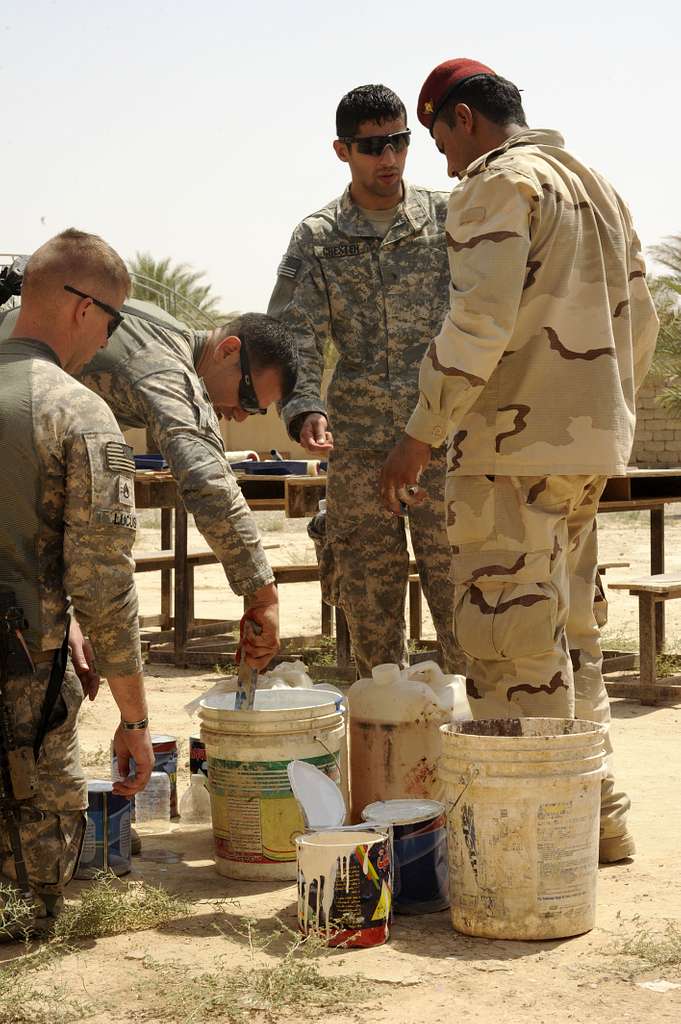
left=238, top=344, right=267, bottom=415
left=339, top=130, right=411, bottom=156
left=64, top=285, right=123, bottom=339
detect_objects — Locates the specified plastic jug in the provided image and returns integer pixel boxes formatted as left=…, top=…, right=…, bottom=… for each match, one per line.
left=407, top=661, right=472, bottom=723
left=134, top=771, right=171, bottom=823
left=178, top=773, right=212, bottom=824
left=348, top=663, right=449, bottom=820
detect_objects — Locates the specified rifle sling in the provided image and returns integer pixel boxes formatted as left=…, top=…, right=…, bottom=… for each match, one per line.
left=32, top=620, right=70, bottom=761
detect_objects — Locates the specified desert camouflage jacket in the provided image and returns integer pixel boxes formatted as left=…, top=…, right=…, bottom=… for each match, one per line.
left=268, top=183, right=451, bottom=450
left=0, top=339, right=141, bottom=675
left=406, top=129, right=659, bottom=474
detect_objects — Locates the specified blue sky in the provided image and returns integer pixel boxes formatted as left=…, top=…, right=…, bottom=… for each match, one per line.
left=2, top=1, right=679, bottom=311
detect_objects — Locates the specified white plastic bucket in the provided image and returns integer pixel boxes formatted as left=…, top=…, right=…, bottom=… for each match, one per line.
left=439, top=717, right=606, bottom=940
left=199, top=689, right=345, bottom=880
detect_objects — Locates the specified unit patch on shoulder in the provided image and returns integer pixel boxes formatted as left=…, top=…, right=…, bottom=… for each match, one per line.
left=105, top=441, right=135, bottom=475
left=95, top=508, right=138, bottom=530
left=277, top=254, right=303, bottom=279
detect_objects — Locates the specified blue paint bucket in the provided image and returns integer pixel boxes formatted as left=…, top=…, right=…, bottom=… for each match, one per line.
left=75, top=781, right=132, bottom=879
left=362, top=799, right=449, bottom=914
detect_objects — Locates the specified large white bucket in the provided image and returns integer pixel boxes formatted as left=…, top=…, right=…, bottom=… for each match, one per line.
left=199, top=690, right=345, bottom=880
left=439, top=718, right=606, bottom=940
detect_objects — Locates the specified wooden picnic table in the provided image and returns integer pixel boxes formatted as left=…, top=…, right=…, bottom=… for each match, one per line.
left=135, top=466, right=681, bottom=668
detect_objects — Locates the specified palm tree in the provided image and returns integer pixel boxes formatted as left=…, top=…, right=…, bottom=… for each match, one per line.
left=648, top=235, right=681, bottom=417
left=127, top=252, right=224, bottom=330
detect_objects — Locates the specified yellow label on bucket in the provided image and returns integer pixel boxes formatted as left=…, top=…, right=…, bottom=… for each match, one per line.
left=209, top=753, right=340, bottom=864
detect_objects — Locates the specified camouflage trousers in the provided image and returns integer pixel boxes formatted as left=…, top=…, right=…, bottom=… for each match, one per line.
left=322, top=447, right=461, bottom=678
left=0, top=662, right=87, bottom=898
left=447, top=473, right=629, bottom=839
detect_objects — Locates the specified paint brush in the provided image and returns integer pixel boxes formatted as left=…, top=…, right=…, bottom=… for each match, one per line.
left=235, top=619, right=262, bottom=711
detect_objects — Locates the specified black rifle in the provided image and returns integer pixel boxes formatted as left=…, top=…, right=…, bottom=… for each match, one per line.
left=0, top=592, right=38, bottom=897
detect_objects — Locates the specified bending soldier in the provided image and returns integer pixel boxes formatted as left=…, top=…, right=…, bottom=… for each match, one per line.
left=0, top=300, right=299, bottom=669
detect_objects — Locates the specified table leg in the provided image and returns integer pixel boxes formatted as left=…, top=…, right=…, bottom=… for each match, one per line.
left=321, top=601, right=333, bottom=637
left=409, top=579, right=422, bottom=641
left=650, top=508, right=665, bottom=650
left=335, top=607, right=352, bottom=667
left=174, top=498, right=188, bottom=667
left=638, top=592, right=658, bottom=706
left=160, top=508, right=172, bottom=630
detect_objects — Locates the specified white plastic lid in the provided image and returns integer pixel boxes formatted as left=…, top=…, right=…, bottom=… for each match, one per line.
left=200, top=689, right=336, bottom=713
left=361, top=798, right=445, bottom=826
left=88, top=780, right=113, bottom=794
left=287, top=759, right=346, bottom=828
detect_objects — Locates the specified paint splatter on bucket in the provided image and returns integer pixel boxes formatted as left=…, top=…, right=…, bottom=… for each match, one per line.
left=296, top=829, right=391, bottom=947
left=75, top=781, right=131, bottom=879
left=362, top=799, right=449, bottom=914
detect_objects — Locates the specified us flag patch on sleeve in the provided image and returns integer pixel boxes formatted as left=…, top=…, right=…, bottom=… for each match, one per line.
left=277, top=254, right=302, bottom=279
left=105, top=441, right=135, bottom=475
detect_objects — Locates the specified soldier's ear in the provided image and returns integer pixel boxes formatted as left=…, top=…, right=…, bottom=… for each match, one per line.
left=333, top=139, right=350, bottom=164
left=214, top=335, right=240, bottom=361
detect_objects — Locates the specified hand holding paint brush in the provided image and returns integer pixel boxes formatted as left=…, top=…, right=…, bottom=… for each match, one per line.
left=235, top=617, right=262, bottom=710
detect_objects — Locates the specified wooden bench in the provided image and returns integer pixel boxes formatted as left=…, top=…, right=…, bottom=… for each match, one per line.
left=608, top=573, right=681, bottom=705
left=134, top=549, right=425, bottom=666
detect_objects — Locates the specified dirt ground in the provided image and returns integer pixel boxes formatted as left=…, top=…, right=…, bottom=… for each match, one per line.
left=2, top=508, right=681, bottom=1022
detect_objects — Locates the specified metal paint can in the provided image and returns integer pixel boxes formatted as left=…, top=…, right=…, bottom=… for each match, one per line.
left=189, top=736, right=208, bottom=776
left=113, top=733, right=179, bottom=819
left=361, top=798, right=449, bottom=914
left=75, top=780, right=132, bottom=879
left=296, top=828, right=392, bottom=947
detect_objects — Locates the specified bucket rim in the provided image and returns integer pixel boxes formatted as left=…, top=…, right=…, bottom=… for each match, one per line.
left=361, top=798, right=445, bottom=826
left=295, top=829, right=389, bottom=848
left=440, top=717, right=606, bottom=741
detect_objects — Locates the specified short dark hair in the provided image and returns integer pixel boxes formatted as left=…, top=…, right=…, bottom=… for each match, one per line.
left=222, top=312, right=298, bottom=399
left=336, top=84, right=407, bottom=137
left=436, top=74, right=527, bottom=129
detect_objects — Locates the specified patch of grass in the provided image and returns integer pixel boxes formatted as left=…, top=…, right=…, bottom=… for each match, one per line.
left=137, top=917, right=368, bottom=1022
left=615, top=916, right=681, bottom=970
left=0, top=963, right=87, bottom=1024
left=54, top=872, right=190, bottom=941
left=0, top=883, right=35, bottom=943
left=655, top=652, right=681, bottom=679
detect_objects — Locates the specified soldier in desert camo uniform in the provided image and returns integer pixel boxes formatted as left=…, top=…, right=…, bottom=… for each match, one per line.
left=268, top=83, right=461, bottom=678
left=0, top=229, right=154, bottom=937
left=381, top=59, right=659, bottom=863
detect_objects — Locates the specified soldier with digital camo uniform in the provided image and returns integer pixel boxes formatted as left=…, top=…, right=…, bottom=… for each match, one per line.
left=0, top=229, right=154, bottom=938
left=0, top=301, right=299, bottom=669
left=268, top=84, right=461, bottom=678
left=381, top=60, right=659, bottom=863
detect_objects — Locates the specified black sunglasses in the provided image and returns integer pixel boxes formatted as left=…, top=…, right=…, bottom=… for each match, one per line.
left=64, top=285, right=124, bottom=339
left=339, top=129, right=411, bottom=157
left=238, top=343, right=267, bottom=415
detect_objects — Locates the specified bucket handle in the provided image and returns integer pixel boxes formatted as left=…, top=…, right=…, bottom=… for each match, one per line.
left=445, top=766, right=479, bottom=814
left=313, top=735, right=341, bottom=775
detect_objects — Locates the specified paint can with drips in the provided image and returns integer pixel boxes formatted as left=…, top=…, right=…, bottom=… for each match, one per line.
left=361, top=799, right=449, bottom=914
left=75, top=781, right=132, bottom=879
left=296, top=830, right=391, bottom=947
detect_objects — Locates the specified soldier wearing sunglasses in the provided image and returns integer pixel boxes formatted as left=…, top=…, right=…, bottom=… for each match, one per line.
left=268, top=84, right=461, bottom=678
left=0, top=297, right=298, bottom=673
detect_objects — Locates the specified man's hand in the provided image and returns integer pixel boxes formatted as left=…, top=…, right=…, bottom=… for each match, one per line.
left=69, top=617, right=100, bottom=701
left=242, top=583, right=279, bottom=670
left=112, top=724, right=155, bottom=798
left=380, top=435, right=432, bottom=515
left=299, top=413, right=334, bottom=454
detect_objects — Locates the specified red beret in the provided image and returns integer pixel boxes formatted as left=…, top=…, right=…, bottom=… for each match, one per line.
left=418, top=58, right=498, bottom=133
